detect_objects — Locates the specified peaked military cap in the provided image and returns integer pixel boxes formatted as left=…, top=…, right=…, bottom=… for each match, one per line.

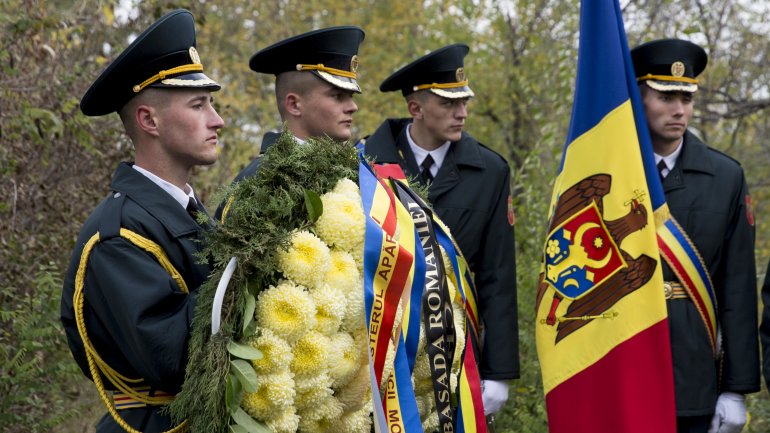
left=249, top=26, right=365, bottom=93
left=380, top=43, right=474, bottom=99
left=80, top=9, right=221, bottom=116
left=631, top=38, right=708, bottom=93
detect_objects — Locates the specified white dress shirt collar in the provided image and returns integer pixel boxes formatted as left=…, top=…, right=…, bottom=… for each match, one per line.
left=406, top=123, right=451, bottom=178
left=132, top=164, right=195, bottom=209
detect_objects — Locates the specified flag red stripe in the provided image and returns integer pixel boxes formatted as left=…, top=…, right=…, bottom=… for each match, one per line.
left=545, top=319, right=676, bottom=433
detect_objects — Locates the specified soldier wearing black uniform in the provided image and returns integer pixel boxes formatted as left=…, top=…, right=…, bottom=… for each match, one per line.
left=216, top=26, right=365, bottom=220
left=632, top=39, right=759, bottom=433
left=60, top=10, right=223, bottom=433
left=363, top=44, right=520, bottom=420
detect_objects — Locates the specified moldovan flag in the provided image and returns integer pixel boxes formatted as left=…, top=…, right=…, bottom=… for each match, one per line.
left=535, top=1, right=677, bottom=432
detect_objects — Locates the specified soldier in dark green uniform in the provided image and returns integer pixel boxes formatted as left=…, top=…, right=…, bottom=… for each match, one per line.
left=60, top=9, right=223, bottom=433
left=216, top=26, right=365, bottom=220
left=363, top=44, right=520, bottom=421
left=760, top=260, right=770, bottom=396
left=632, top=38, right=759, bottom=433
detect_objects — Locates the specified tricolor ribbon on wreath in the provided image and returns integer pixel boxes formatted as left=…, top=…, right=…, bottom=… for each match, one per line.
left=358, top=152, right=487, bottom=433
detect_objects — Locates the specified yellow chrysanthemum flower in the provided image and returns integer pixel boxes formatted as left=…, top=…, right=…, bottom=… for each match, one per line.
left=241, top=371, right=295, bottom=421
left=295, top=385, right=333, bottom=411
left=247, top=327, right=293, bottom=374
left=415, top=394, right=431, bottom=418
left=332, top=178, right=361, bottom=202
left=314, top=192, right=365, bottom=253
left=330, top=405, right=372, bottom=433
left=290, top=330, right=330, bottom=376
left=310, top=283, right=346, bottom=335
left=277, top=230, right=331, bottom=289
left=335, top=361, right=371, bottom=412
left=255, top=280, right=316, bottom=344
left=294, top=371, right=332, bottom=394
left=325, top=249, right=359, bottom=294
left=267, top=406, right=299, bottom=433
left=328, top=332, right=361, bottom=388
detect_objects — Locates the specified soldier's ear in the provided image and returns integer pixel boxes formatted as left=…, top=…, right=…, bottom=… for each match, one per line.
left=285, top=92, right=302, bottom=118
left=135, top=105, right=160, bottom=137
left=407, top=99, right=422, bottom=120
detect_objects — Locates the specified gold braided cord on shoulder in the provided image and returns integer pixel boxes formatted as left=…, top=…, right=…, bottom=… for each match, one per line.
left=73, top=230, right=189, bottom=433
left=296, top=63, right=357, bottom=79
left=636, top=73, right=698, bottom=84
left=413, top=80, right=469, bottom=91
left=133, top=63, right=205, bottom=93
left=119, top=228, right=189, bottom=294
left=220, top=195, right=235, bottom=223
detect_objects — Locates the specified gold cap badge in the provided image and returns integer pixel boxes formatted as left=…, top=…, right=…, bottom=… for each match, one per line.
left=350, top=55, right=359, bottom=73
left=189, top=47, right=201, bottom=65
left=455, top=67, right=466, bottom=82
left=671, top=61, right=685, bottom=78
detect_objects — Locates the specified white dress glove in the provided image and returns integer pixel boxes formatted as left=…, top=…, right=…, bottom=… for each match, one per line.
left=481, top=379, right=509, bottom=415
left=708, top=392, right=747, bottom=433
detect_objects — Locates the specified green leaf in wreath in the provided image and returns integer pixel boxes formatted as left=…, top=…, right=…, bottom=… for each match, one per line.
left=231, top=407, right=272, bottom=433
left=228, top=424, right=249, bottom=433
left=226, top=373, right=243, bottom=415
left=227, top=341, right=263, bottom=360
left=242, top=292, right=256, bottom=335
left=304, top=189, right=323, bottom=222
left=230, top=359, right=258, bottom=392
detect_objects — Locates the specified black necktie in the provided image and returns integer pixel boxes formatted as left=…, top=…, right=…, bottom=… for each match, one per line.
left=186, top=197, right=209, bottom=227
left=657, top=160, right=667, bottom=182
left=421, top=154, right=434, bottom=183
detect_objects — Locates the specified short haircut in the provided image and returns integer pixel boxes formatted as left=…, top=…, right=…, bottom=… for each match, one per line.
left=275, top=71, right=324, bottom=119
left=118, top=88, right=169, bottom=140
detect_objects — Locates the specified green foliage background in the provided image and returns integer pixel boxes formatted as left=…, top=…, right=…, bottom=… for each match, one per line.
left=1, top=0, right=769, bottom=432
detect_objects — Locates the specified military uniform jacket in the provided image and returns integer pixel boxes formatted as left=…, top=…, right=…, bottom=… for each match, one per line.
left=61, top=162, right=211, bottom=432
left=759, top=259, right=770, bottom=391
left=365, top=118, right=520, bottom=380
left=662, top=131, right=759, bottom=416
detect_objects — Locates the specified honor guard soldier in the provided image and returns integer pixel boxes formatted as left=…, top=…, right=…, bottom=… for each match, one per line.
left=60, top=9, right=224, bottom=433
left=216, top=26, right=364, bottom=220
left=632, top=38, right=759, bottom=433
left=364, top=44, right=520, bottom=420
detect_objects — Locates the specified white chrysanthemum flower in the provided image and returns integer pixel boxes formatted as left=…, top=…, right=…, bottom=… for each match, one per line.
left=379, top=340, right=396, bottom=395
left=332, top=178, right=361, bottom=202
left=290, top=330, right=330, bottom=376
left=335, top=361, right=371, bottom=412
left=297, top=394, right=344, bottom=432
left=330, top=405, right=372, bottom=433
left=328, top=332, right=361, bottom=388
left=277, top=230, right=331, bottom=289
left=267, top=406, right=299, bottom=433
left=255, top=280, right=316, bottom=344
left=310, top=283, right=346, bottom=335
left=341, top=279, right=365, bottom=333
left=315, top=192, right=365, bottom=253
left=325, top=249, right=359, bottom=294
left=423, top=410, right=439, bottom=432
left=247, top=327, right=293, bottom=374
left=241, top=371, right=295, bottom=421
left=415, top=394, right=431, bottom=418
